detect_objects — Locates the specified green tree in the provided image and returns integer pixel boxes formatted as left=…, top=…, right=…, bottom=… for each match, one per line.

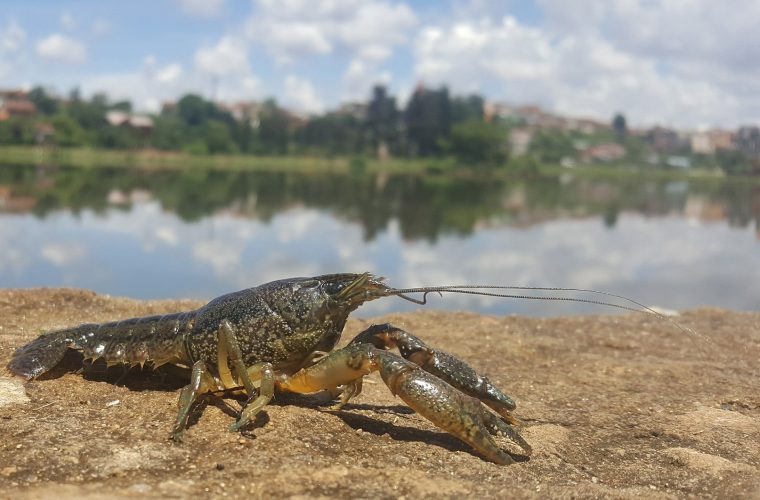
left=716, top=149, right=752, bottom=175
left=27, top=86, right=58, bottom=115
left=204, top=119, right=236, bottom=154
left=295, top=113, right=365, bottom=155
left=405, top=86, right=452, bottom=156
left=612, top=113, right=627, bottom=141
left=150, top=115, right=186, bottom=150
left=51, top=115, right=86, bottom=146
left=445, top=120, right=507, bottom=166
left=257, top=99, right=290, bottom=154
left=110, top=100, right=133, bottom=112
left=366, top=85, right=399, bottom=152
left=177, top=94, right=213, bottom=127
left=67, top=91, right=108, bottom=130
left=451, top=95, right=484, bottom=124
left=0, top=118, right=35, bottom=144
left=95, top=125, right=136, bottom=149
left=529, top=131, right=575, bottom=163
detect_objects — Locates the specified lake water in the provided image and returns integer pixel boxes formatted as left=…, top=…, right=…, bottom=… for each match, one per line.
left=0, top=165, right=757, bottom=317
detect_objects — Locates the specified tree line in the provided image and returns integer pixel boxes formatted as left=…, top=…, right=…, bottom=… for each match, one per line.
left=1, top=85, right=512, bottom=166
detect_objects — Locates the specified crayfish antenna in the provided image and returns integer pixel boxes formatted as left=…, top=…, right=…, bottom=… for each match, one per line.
left=387, top=285, right=707, bottom=346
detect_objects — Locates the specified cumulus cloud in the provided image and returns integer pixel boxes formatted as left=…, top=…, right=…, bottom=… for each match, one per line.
left=155, top=62, right=182, bottom=85
left=412, top=10, right=760, bottom=128
left=246, top=0, right=416, bottom=65
left=83, top=57, right=188, bottom=112
left=283, top=75, right=324, bottom=114
left=1, top=20, right=25, bottom=53
left=41, top=242, right=87, bottom=266
left=84, top=53, right=262, bottom=112
left=36, top=33, right=86, bottom=64
left=342, top=59, right=392, bottom=101
left=175, top=0, right=226, bottom=18
left=0, top=20, right=25, bottom=79
left=195, top=36, right=250, bottom=77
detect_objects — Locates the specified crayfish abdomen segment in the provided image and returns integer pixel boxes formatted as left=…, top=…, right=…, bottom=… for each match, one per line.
left=7, top=312, right=195, bottom=379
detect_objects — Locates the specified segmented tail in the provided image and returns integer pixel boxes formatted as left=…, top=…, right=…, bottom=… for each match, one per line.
left=7, top=329, right=76, bottom=379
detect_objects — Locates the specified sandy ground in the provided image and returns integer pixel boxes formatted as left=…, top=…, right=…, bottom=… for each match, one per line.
left=0, top=288, right=758, bottom=499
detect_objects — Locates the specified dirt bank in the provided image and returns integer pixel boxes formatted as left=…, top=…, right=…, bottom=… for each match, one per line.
left=0, top=288, right=758, bottom=499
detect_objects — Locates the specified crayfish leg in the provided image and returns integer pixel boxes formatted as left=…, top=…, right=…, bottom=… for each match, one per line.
left=172, top=360, right=216, bottom=442
left=229, top=362, right=274, bottom=432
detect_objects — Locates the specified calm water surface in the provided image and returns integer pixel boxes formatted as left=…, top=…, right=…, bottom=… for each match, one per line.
left=0, top=165, right=757, bottom=317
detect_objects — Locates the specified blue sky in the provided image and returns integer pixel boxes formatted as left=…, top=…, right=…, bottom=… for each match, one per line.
left=1, top=0, right=759, bottom=128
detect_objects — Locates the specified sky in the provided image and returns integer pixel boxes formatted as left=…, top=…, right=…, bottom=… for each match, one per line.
left=1, top=0, right=759, bottom=129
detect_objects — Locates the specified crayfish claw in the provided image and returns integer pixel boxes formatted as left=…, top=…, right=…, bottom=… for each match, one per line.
left=376, top=351, right=528, bottom=465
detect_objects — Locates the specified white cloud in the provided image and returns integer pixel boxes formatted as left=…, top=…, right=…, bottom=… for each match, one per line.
left=83, top=54, right=261, bottom=112
left=36, top=33, right=86, bottom=64
left=156, top=62, right=183, bottom=85
left=41, top=242, right=87, bottom=266
left=0, top=20, right=25, bottom=80
left=283, top=75, right=324, bottom=114
left=192, top=239, right=243, bottom=275
left=1, top=20, right=25, bottom=53
left=342, top=59, right=391, bottom=101
left=195, top=36, right=250, bottom=77
left=83, top=57, right=189, bottom=112
left=413, top=12, right=760, bottom=128
left=60, top=12, right=76, bottom=31
left=175, top=0, right=226, bottom=18
left=246, top=0, right=416, bottom=65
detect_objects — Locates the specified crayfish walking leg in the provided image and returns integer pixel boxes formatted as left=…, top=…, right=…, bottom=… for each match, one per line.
left=277, top=343, right=529, bottom=465
left=172, top=320, right=275, bottom=440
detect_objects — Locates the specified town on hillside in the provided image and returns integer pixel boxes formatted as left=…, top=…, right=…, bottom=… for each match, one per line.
left=1, top=85, right=758, bottom=175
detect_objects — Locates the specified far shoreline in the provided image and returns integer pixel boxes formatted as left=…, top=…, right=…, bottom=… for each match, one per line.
left=1, top=144, right=756, bottom=184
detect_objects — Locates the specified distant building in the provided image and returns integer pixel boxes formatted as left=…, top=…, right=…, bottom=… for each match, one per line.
left=582, top=143, right=626, bottom=162
left=565, top=118, right=609, bottom=135
left=689, top=129, right=736, bottom=155
left=707, top=129, right=735, bottom=151
left=689, top=132, right=715, bottom=155
left=646, top=126, right=687, bottom=153
left=105, top=110, right=154, bottom=135
left=484, top=102, right=521, bottom=123
left=0, top=89, right=28, bottom=100
left=0, top=98, right=36, bottom=120
left=515, top=105, right=567, bottom=129
left=219, top=101, right=264, bottom=128
left=736, top=126, right=760, bottom=157
left=509, top=128, right=533, bottom=156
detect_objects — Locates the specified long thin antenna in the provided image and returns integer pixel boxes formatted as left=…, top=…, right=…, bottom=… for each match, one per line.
left=389, top=285, right=704, bottom=342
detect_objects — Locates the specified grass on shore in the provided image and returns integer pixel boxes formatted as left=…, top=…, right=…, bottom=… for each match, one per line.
left=0, top=145, right=754, bottom=184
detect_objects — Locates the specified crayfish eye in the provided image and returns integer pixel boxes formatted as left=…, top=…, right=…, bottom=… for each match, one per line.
left=323, top=282, right=348, bottom=296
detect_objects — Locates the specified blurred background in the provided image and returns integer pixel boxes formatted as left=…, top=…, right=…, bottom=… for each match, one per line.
left=0, top=1, right=758, bottom=317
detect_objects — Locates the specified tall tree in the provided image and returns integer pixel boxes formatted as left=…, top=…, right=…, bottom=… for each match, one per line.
left=451, top=94, right=484, bottom=124
left=366, top=85, right=398, bottom=152
left=612, top=113, right=627, bottom=141
left=257, top=99, right=290, bottom=154
left=27, top=86, right=58, bottom=115
left=404, top=85, right=452, bottom=156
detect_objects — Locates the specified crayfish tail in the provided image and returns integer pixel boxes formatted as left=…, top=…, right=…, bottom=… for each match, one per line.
left=7, top=330, right=73, bottom=379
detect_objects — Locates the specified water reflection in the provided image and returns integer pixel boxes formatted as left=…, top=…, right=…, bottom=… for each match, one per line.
left=0, top=165, right=758, bottom=316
